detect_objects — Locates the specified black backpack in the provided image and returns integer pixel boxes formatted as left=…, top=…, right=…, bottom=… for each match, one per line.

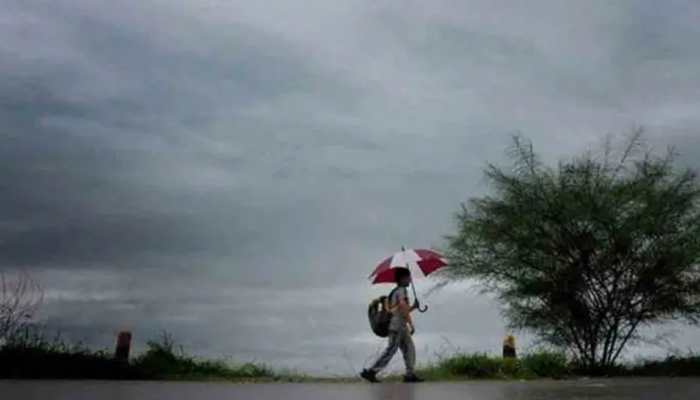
left=368, top=288, right=398, bottom=337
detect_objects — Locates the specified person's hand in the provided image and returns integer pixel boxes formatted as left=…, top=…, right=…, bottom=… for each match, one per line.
left=411, top=299, right=420, bottom=311
left=409, top=324, right=416, bottom=335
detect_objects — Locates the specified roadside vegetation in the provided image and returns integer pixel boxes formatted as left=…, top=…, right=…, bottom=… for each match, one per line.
left=0, top=328, right=284, bottom=381
left=0, top=328, right=136, bottom=379
left=628, top=353, right=700, bottom=377
left=444, top=132, right=700, bottom=372
left=130, top=332, right=280, bottom=381
left=2, top=328, right=700, bottom=380
left=413, top=351, right=700, bottom=380
left=415, top=351, right=570, bottom=380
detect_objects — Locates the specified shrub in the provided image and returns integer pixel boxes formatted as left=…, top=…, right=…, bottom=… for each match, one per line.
left=131, top=332, right=274, bottom=380
left=425, top=353, right=503, bottom=378
left=437, top=353, right=503, bottom=378
left=500, top=357, right=522, bottom=376
left=0, top=327, right=135, bottom=379
left=417, top=350, right=571, bottom=380
left=521, top=351, right=569, bottom=378
left=630, top=354, right=700, bottom=377
left=0, top=328, right=275, bottom=381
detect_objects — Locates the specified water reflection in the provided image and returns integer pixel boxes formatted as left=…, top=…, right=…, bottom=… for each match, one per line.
left=2, top=379, right=699, bottom=400
left=369, top=384, right=415, bottom=400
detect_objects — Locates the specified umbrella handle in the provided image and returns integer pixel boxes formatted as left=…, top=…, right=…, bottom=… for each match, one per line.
left=410, top=280, right=429, bottom=313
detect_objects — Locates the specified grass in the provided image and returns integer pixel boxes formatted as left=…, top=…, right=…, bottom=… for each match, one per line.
left=0, top=329, right=137, bottom=379
left=628, top=353, right=700, bottom=377
left=416, top=350, right=700, bottom=380
left=520, top=351, right=569, bottom=378
left=3, top=329, right=700, bottom=381
left=0, top=329, right=281, bottom=381
left=416, top=351, right=570, bottom=380
left=130, top=332, right=278, bottom=381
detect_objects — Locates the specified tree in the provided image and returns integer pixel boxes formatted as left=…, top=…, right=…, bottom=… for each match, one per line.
left=445, top=132, right=700, bottom=371
left=0, top=271, right=43, bottom=343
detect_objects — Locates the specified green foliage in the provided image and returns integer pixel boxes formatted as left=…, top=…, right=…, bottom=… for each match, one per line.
left=630, top=353, right=700, bottom=377
left=417, top=351, right=570, bottom=380
left=418, top=350, right=700, bottom=380
left=130, top=332, right=275, bottom=380
left=441, top=353, right=503, bottom=378
left=0, top=327, right=135, bottom=379
left=500, top=357, right=522, bottom=376
left=4, top=328, right=700, bottom=380
left=445, top=132, right=700, bottom=370
left=0, top=328, right=275, bottom=380
left=520, top=351, right=569, bottom=378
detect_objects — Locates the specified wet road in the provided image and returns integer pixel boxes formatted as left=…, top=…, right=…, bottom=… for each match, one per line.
left=1, top=378, right=698, bottom=399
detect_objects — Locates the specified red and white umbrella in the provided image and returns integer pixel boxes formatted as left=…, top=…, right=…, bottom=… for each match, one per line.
left=368, top=247, right=448, bottom=312
left=369, top=248, right=447, bottom=284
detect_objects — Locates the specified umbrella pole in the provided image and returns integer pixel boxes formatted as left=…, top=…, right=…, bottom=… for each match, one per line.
left=410, top=279, right=429, bottom=313
left=401, top=246, right=428, bottom=312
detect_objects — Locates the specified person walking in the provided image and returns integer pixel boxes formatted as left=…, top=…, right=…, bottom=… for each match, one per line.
left=361, top=268, right=424, bottom=383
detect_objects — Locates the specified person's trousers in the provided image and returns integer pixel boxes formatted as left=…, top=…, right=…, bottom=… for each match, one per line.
left=369, top=329, right=415, bottom=374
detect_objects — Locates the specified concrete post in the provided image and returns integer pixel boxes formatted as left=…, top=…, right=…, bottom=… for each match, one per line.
left=503, top=334, right=517, bottom=358
left=115, top=331, right=132, bottom=362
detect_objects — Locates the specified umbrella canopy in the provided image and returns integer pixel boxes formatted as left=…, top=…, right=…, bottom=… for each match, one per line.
left=369, top=248, right=447, bottom=284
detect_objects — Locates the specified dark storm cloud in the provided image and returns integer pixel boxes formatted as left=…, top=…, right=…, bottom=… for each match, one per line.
left=2, top=0, right=700, bottom=373
left=0, top=0, right=369, bottom=276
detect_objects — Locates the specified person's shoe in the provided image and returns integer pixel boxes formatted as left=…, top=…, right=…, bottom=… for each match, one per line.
left=360, top=369, right=380, bottom=383
left=403, top=373, right=424, bottom=383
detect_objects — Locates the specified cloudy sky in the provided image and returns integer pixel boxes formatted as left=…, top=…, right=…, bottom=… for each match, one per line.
left=2, top=0, right=700, bottom=374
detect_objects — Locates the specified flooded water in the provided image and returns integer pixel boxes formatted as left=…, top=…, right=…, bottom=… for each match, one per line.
left=1, top=378, right=698, bottom=399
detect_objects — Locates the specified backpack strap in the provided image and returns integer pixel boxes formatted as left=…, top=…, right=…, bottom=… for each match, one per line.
left=387, top=287, right=396, bottom=300
left=387, top=287, right=401, bottom=308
